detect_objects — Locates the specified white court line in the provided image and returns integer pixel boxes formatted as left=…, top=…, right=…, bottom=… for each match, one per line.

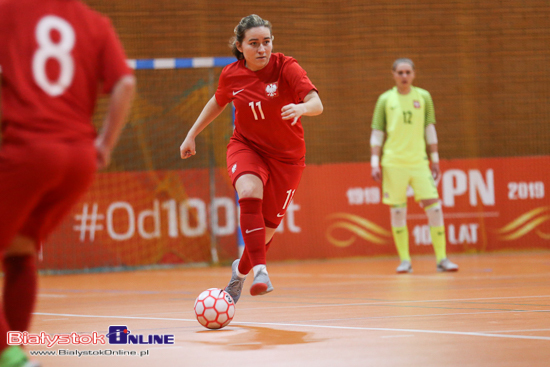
left=276, top=272, right=550, bottom=281
left=39, top=294, right=67, bottom=298
left=35, top=313, right=192, bottom=322
left=407, top=211, right=500, bottom=220
left=197, top=272, right=550, bottom=282
left=381, top=335, right=415, bottom=339
left=480, top=328, right=550, bottom=334
left=33, top=312, right=550, bottom=341
left=236, top=294, right=550, bottom=311
left=300, top=310, right=550, bottom=323
left=231, top=321, right=550, bottom=341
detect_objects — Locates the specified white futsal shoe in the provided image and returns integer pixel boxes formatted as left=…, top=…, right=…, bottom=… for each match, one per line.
left=396, top=260, right=412, bottom=273
left=437, top=258, right=459, bottom=272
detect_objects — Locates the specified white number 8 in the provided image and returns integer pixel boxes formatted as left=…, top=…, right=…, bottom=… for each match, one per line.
left=32, top=16, right=75, bottom=97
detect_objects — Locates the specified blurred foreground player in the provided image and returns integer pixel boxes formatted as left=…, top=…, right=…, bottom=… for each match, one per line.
left=370, top=58, right=458, bottom=274
left=180, top=14, right=323, bottom=303
left=0, top=0, right=135, bottom=365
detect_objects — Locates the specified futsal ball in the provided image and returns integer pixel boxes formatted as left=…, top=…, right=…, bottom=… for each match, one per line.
left=194, top=288, right=235, bottom=329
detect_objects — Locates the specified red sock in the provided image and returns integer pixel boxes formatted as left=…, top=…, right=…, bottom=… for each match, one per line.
left=238, top=239, right=273, bottom=275
left=3, top=255, right=37, bottom=332
left=238, top=198, right=266, bottom=271
left=238, top=248, right=252, bottom=275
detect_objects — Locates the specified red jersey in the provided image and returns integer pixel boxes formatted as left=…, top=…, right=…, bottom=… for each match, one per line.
left=0, top=0, right=132, bottom=143
left=215, top=53, right=317, bottom=162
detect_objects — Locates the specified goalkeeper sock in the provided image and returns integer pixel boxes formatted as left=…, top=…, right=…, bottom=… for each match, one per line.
left=430, top=225, right=447, bottom=262
left=392, top=226, right=410, bottom=261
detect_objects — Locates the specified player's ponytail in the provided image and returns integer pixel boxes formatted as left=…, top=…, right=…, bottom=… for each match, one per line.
left=230, top=14, right=273, bottom=60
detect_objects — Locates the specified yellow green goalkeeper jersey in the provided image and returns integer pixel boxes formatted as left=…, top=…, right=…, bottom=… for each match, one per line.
left=371, top=86, right=435, bottom=167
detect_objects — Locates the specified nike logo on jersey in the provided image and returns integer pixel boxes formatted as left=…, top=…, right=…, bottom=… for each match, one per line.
left=233, top=89, right=245, bottom=96
left=276, top=213, right=285, bottom=218
left=245, top=228, right=263, bottom=234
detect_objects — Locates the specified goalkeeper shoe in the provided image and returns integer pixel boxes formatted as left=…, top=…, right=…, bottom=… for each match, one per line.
left=437, top=258, right=459, bottom=272
left=396, top=260, right=412, bottom=274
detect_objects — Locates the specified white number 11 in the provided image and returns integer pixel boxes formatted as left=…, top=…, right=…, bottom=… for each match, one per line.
left=249, top=101, right=265, bottom=120
left=282, top=189, right=296, bottom=210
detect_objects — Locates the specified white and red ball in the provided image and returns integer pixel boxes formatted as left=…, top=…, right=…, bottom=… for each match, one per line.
left=194, top=288, right=235, bottom=329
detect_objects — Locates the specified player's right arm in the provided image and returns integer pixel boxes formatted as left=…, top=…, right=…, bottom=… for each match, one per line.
left=95, top=16, right=135, bottom=169
left=422, top=90, right=440, bottom=180
left=180, top=96, right=227, bottom=159
left=95, top=75, right=136, bottom=169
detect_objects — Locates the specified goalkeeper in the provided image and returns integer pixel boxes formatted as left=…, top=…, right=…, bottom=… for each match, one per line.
left=370, top=58, right=458, bottom=273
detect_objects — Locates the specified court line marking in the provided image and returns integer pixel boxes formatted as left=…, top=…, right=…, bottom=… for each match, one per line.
left=381, top=335, right=415, bottom=338
left=274, top=273, right=550, bottom=282
left=407, top=211, right=500, bottom=219
left=33, top=312, right=550, bottom=341
left=146, top=346, right=183, bottom=350
left=165, top=272, right=550, bottom=282
left=236, top=295, right=550, bottom=311
left=479, top=328, right=550, bottom=334
left=296, top=310, right=550, bottom=323
left=38, top=294, right=68, bottom=298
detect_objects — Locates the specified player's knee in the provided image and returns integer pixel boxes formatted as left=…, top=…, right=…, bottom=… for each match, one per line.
left=5, top=235, right=38, bottom=257
left=235, top=174, right=263, bottom=199
left=425, top=202, right=444, bottom=227
left=238, top=187, right=262, bottom=198
left=390, top=206, right=407, bottom=227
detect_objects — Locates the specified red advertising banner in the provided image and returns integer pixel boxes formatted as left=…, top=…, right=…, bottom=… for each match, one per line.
left=43, top=156, right=550, bottom=271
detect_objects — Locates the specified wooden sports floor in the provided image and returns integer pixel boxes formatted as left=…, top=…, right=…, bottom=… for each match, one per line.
left=27, top=251, right=550, bottom=367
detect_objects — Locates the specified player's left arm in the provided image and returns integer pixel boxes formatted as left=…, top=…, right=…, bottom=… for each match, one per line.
left=281, top=90, right=323, bottom=126
left=423, top=90, right=440, bottom=180
left=426, top=123, right=440, bottom=181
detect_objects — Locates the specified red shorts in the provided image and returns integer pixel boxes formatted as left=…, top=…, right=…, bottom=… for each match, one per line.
left=227, top=139, right=305, bottom=228
left=0, top=140, right=96, bottom=251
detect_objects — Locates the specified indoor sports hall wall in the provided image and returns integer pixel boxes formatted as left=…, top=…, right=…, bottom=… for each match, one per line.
left=87, top=0, right=550, bottom=164
left=40, top=1, right=550, bottom=271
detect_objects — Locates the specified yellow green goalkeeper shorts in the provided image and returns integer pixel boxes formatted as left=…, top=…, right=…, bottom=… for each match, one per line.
left=381, top=165, right=439, bottom=206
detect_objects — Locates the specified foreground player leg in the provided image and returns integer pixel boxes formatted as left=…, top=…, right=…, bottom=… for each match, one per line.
left=0, top=237, right=40, bottom=367
left=391, top=206, right=412, bottom=273
left=423, top=201, right=458, bottom=272
left=3, top=236, right=38, bottom=334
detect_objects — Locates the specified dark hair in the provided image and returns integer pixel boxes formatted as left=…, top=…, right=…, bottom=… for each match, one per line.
left=230, top=14, right=273, bottom=60
left=392, top=58, right=415, bottom=71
